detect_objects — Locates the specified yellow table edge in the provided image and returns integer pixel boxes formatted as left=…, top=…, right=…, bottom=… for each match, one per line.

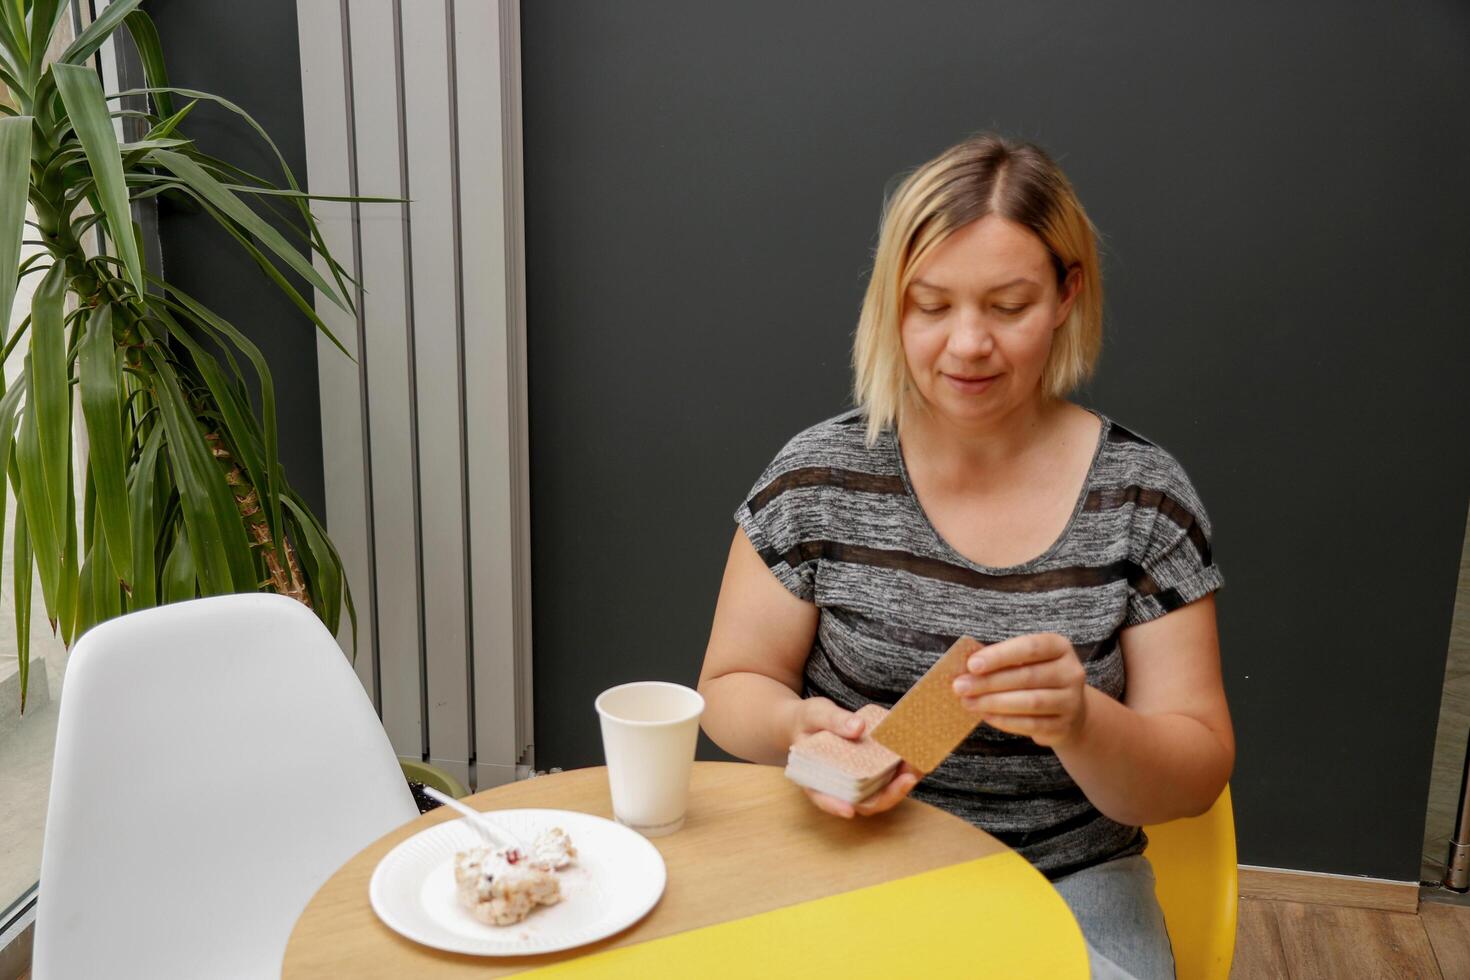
left=519, top=850, right=1089, bottom=978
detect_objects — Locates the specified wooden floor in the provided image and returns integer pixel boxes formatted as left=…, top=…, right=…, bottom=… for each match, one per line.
left=1232, top=896, right=1470, bottom=979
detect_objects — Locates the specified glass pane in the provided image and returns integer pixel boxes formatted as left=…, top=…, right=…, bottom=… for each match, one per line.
left=0, top=208, right=73, bottom=917
left=0, top=8, right=89, bottom=930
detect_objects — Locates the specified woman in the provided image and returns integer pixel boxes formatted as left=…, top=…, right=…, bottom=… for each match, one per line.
left=696, top=133, right=1233, bottom=980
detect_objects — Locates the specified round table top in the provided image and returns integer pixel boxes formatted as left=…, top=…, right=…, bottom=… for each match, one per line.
left=283, top=761, right=1088, bottom=977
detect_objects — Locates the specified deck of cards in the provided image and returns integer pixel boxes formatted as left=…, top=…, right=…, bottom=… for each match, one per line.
left=784, top=704, right=900, bottom=804
left=784, top=637, right=987, bottom=803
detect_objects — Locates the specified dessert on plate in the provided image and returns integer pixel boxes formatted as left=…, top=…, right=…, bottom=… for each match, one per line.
left=453, top=827, right=578, bottom=926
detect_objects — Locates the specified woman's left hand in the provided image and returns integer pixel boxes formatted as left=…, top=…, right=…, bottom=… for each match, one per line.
left=951, top=633, right=1090, bottom=748
left=803, top=761, right=924, bottom=820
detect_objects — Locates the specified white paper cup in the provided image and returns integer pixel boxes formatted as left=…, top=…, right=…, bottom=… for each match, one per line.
left=595, top=681, right=704, bottom=837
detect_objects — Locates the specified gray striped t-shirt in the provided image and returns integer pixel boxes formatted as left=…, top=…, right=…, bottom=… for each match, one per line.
left=734, top=406, right=1224, bottom=879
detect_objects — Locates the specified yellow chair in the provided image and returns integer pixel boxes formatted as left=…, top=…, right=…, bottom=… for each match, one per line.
left=1143, top=785, right=1238, bottom=980
left=399, top=757, right=470, bottom=799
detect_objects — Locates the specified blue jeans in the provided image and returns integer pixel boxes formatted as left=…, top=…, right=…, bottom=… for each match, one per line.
left=1052, top=854, right=1176, bottom=980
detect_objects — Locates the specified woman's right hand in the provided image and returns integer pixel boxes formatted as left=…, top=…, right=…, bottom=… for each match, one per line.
left=786, top=697, right=921, bottom=819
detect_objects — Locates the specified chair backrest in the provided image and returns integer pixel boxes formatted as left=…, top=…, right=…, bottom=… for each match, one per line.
left=1143, top=785, right=1238, bottom=980
left=33, top=593, right=417, bottom=979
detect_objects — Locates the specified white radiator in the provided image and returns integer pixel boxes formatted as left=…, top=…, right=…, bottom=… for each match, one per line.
left=295, top=0, right=533, bottom=791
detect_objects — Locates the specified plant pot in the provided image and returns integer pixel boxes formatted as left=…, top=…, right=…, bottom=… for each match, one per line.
left=399, top=758, right=469, bottom=808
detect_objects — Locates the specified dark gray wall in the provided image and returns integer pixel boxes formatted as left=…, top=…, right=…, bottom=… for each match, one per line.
left=150, top=0, right=325, bottom=517
left=522, top=1, right=1470, bottom=881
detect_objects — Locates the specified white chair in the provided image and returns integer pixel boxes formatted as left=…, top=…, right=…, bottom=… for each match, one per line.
left=32, top=593, right=417, bottom=979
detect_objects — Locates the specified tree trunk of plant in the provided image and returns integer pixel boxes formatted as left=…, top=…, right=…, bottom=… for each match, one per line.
left=205, top=432, right=312, bottom=609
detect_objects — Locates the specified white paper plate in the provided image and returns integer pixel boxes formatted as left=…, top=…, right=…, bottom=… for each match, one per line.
left=369, top=808, right=667, bottom=956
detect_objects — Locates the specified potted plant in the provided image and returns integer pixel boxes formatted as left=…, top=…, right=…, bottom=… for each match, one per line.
left=0, top=2, right=470, bottom=803
left=0, top=2, right=360, bottom=713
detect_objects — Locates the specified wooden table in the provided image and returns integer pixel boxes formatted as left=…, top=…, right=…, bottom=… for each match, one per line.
left=283, top=762, right=1088, bottom=977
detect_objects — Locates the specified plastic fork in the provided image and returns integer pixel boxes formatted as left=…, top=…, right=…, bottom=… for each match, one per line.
left=422, top=785, right=530, bottom=853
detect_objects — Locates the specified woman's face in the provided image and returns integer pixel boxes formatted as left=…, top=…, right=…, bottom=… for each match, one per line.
left=900, top=214, right=1080, bottom=429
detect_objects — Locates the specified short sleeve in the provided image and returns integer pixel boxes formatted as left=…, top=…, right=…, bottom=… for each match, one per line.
left=1124, top=455, right=1225, bottom=626
left=733, top=445, right=819, bottom=603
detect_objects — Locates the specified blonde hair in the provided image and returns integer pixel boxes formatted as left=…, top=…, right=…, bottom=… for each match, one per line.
left=851, top=133, right=1104, bottom=446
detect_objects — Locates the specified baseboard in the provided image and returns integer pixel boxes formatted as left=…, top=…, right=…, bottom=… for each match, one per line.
left=1238, top=865, right=1421, bottom=914
left=411, top=758, right=521, bottom=794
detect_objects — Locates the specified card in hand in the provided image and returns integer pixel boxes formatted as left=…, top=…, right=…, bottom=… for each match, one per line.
left=869, top=636, right=985, bottom=773
left=784, top=704, right=900, bottom=804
